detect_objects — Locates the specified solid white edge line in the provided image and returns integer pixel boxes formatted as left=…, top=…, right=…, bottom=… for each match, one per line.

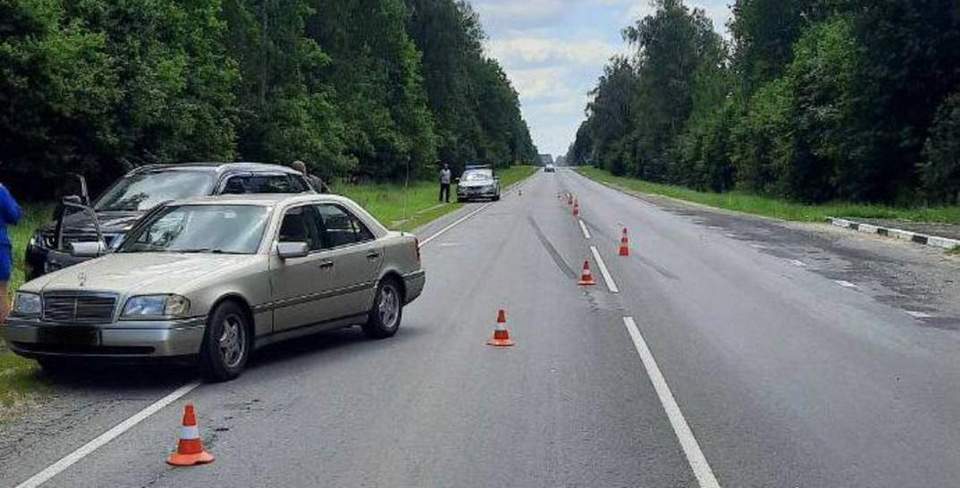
left=622, top=317, right=721, bottom=488
left=418, top=201, right=494, bottom=248
left=589, top=245, right=619, bottom=293
left=16, top=381, right=201, bottom=488
left=18, top=175, right=531, bottom=487
left=418, top=177, right=531, bottom=248
left=578, top=219, right=592, bottom=239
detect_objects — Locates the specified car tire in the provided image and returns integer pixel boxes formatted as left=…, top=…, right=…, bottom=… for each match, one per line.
left=199, top=301, right=251, bottom=382
left=362, top=278, right=403, bottom=339
left=493, top=194, right=500, bottom=201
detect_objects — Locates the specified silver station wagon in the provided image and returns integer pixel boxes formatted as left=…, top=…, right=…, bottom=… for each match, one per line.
left=2, top=194, right=425, bottom=381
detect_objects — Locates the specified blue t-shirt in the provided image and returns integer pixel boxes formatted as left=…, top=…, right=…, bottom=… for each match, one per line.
left=0, top=184, right=22, bottom=247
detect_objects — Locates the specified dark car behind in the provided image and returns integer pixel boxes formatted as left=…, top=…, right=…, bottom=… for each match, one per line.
left=26, top=162, right=314, bottom=279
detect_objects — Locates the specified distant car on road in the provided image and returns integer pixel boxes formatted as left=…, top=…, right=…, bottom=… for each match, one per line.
left=544, top=164, right=556, bottom=173
left=26, top=163, right=315, bottom=280
left=4, top=194, right=425, bottom=381
left=456, top=166, right=500, bottom=202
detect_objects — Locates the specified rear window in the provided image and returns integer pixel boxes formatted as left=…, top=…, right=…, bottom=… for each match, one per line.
left=221, top=174, right=308, bottom=194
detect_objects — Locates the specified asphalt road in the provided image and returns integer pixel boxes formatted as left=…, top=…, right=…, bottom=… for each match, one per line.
left=4, top=168, right=960, bottom=487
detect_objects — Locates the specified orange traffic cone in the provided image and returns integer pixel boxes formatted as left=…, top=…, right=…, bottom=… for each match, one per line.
left=167, top=404, right=214, bottom=466
left=486, top=309, right=515, bottom=347
left=619, top=228, right=630, bottom=257
left=578, top=260, right=596, bottom=286
left=573, top=199, right=580, bottom=217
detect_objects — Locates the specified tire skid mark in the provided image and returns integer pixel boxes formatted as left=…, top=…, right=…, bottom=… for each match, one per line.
left=528, top=216, right=578, bottom=280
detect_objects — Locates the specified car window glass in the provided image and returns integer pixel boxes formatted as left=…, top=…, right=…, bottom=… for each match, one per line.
left=279, top=206, right=322, bottom=250
left=95, top=171, right=215, bottom=211
left=462, top=170, right=492, bottom=181
left=288, top=175, right=309, bottom=193
left=315, top=204, right=372, bottom=248
left=121, top=205, right=267, bottom=254
left=222, top=174, right=301, bottom=194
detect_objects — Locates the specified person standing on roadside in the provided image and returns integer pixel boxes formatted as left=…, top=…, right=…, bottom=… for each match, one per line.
left=439, top=163, right=452, bottom=203
left=291, top=160, right=330, bottom=193
left=0, top=183, right=21, bottom=323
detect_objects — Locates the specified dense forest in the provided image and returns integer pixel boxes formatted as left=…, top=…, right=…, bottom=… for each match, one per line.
left=567, top=0, right=960, bottom=205
left=0, top=0, right=538, bottom=198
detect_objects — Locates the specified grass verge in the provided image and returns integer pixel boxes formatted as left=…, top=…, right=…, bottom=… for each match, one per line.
left=1, top=204, right=53, bottom=420
left=0, top=347, right=46, bottom=421
left=577, top=166, right=960, bottom=224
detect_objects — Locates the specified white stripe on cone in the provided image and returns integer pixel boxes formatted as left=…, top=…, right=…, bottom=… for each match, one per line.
left=181, top=425, right=200, bottom=440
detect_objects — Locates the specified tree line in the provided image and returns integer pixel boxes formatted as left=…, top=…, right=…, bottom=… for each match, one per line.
left=567, top=0, right=960, bottom=204
left=0, top=0, right=538, bottom=199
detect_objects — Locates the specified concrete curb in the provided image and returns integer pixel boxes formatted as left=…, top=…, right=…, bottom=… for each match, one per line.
left=827, top=217, right=960, bottom=250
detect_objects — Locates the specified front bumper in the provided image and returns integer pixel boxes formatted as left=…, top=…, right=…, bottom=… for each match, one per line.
left=403, top=270, right=426, bottom=304
left=1, top=317, right=206, bottom=359
left=457, top=186, right=498, bottom=200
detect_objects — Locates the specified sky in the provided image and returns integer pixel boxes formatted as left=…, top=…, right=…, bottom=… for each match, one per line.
left=475, top=0, right=733, bottom=158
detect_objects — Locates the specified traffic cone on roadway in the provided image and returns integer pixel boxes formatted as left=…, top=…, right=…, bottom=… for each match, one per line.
left=572, top=198, right=580, bottom=217
left=487, top=309, right=515, bottom=347
left=619, top=228, right=630, bottom=257
left=167, top=404, right=214, bottom=466
left=578, top=259, right=596, bottom=286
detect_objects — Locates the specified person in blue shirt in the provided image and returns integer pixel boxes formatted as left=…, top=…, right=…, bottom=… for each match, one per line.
left=0, top=184, right=21, bottom=323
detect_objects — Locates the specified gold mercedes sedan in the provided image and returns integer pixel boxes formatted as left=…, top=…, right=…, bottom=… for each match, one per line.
left=2, top=194, right=425, bottom=381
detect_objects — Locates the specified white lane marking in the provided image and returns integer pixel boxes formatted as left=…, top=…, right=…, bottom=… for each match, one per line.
left=417, top=175, right=533, bottom=248
left=578, top=219, right=592, bottom=239
left=622, top=317, right=721, bottom=488
left=789, top=259, right=806, bottom=267
left=16, top=381, right=201, bottom=488
left=835, top=280, right=858, bottom=289
left=589, top=245, right=619, bottom=293
left=905, top=311, right=933, bottom=319
left=418, top=202, right=494, bottom=248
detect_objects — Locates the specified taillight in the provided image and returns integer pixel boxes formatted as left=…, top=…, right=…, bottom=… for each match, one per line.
left=414, top=237, right=421, bottom=263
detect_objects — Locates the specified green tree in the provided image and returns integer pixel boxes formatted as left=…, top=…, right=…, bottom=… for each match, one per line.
left=921, top=91, right=960, bottom=203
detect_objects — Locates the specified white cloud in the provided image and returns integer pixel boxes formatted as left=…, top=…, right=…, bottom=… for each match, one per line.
left=473, top=0, right=567, bottom=23
left=475, top=0, right=733, bottom=155
left=486, top=37, right=619, bottom=68
left=504, top=66, right=571, bottom=101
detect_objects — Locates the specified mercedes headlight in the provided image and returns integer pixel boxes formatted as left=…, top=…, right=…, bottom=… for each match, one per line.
left=12, top=292, right=41, bottom=318
left=121, top=294, right=191, bottom=319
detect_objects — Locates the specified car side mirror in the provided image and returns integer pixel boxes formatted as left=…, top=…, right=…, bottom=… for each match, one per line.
left=70, top=241, right=106, bottom=258
left=277, top=241, right=309, bottom=259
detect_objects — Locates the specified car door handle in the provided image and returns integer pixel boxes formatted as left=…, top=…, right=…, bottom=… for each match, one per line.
left=366, top=251, right=380, bottom=260
left=317, top=260, right=334, bottom=269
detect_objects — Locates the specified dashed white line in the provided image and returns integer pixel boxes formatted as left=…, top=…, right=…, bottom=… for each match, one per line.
left=622, top=317, right=721, bottom=488
left=578, top=219, right=592, bottom=239
left=789, top=259, right=806, bottom=267
left=589, top=245, right=619, bottom=293
left=16, top=381, right=201, bottom=488
left=835, top=280, right=858, bottom=289
left=905, top=311, right=933, bottom=319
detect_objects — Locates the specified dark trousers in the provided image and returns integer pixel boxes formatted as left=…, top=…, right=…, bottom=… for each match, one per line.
left=439, top=183, right=450, bottom=202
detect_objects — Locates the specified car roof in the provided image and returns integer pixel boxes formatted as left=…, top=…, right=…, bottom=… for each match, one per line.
left=127, top=162, right=301, bottom=176
left=171, top=193, right=352, bottom=207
